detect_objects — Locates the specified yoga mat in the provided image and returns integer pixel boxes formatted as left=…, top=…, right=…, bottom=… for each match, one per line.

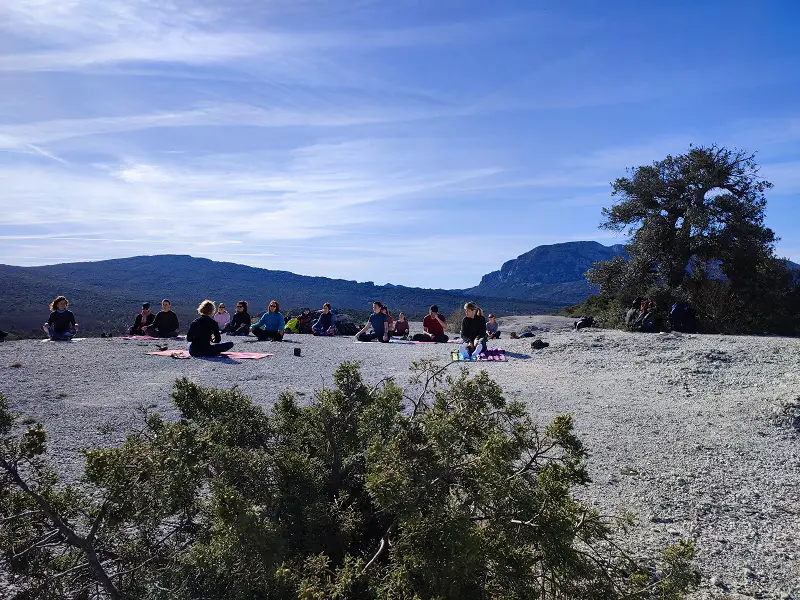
left=146, top=350, right=273, bottom=359
left=451, top=348, right=507, bottom=362
left=359, top=339, right=454, bottom=345
left=121, top=335, right=185, bottom=340
left=40, top=338, right=87, bottom=343
left=223, top=352, right=273, bottom=359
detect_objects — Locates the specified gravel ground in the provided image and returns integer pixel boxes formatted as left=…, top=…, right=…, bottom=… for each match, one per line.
left=1, top=315, right=798, bottom=599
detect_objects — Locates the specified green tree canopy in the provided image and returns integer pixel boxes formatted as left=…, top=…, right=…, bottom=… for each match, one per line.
left=601, top=145, right=775, bottom=289
left=587, top=144, right=800, bottom=333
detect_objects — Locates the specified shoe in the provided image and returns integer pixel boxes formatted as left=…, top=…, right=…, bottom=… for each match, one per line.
left=472, top=342, right=484, bottom=359
left=457, top=344, right=470, bottom=361
left=531, top=339, right=549, bottom=350
left=510, top=332, right=519, bottom=339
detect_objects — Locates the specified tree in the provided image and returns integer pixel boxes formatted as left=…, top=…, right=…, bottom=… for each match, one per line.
left=0, top=365, right=698, bottom=599
left=587, top=144, right=799, bottom=333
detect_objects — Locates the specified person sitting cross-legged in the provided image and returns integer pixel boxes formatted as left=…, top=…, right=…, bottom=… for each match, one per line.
left=355, top=301, right=389, bottom=342
left=412, top=304, right=448, bottom=343
left=224, top=300, right=252, bottom=336
left=486, top=313, right=501, bottom=339
left=459, top=301, right=488, bottom=359
left=43, top=295, right=78, bottom=340
left=143, top=299, right=179, bottom=338
left=252, top=300, right=285, bottom=341
left=312, top=302, right=337, bottom=336
left=213, top=303, right=231, bottom=331
left=187, top=300, right=234, bottom=357
left=128, top=302, right=155, bottom=336
left=392, top=312, right=409, bottom=339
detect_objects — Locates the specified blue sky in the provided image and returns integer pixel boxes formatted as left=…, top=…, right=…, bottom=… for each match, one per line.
left=1, top=0, right=798, bottom=289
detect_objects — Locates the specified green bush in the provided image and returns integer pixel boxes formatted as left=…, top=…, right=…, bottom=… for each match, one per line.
left=0, top=366, right=698, bottom=599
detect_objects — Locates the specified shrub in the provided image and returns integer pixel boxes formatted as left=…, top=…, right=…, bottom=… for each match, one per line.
left=0, top=367, right=698, bottom=599
left=446, top=307, right=463, bottom=334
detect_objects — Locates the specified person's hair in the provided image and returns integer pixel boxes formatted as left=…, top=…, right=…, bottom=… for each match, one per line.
left=162, top=298, right=170, bottom=305
left=464, top=302, right=484, bottom=317
left=429, top=305, right=438, bottom=313
left=268, top=300, right=280, bottom=312
left=488, top=313, right=495, bottom=319
left=398, top=312, right=406, bottom=320
left=373, top=301, right=383, bottom=309
left=381, top=306, right=388, bottom=313
left=50, top=296, right=68, bottom=311
left=323, top=302, right=331, bottom=310
left=198, top=299, right=215, bottom=315
left=142, top=302, right=150, bottom=310
left=238, top=300, right=248, bottom=312
left=218, top=303, right=226, bottom=309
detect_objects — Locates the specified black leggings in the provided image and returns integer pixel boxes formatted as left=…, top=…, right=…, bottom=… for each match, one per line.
left=412, top=333, right=449, bottom=343
left=147, top=328, right=178, bottom=338
left=188, top=341, right=234, bottom=357
left=224, top=323, right=251, bottom=336
left=252, top=327, right=284, bottom=341
left=357, top=332, right=388, bottom=342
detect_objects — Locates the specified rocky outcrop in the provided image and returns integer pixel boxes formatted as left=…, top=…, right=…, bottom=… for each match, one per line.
left=468, top=241, right=626, bottom=304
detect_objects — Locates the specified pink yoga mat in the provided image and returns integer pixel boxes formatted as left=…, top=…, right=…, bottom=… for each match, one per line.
left=146, top=350, right=273, bottom=359
left=122, top=335, right=185, bottom=340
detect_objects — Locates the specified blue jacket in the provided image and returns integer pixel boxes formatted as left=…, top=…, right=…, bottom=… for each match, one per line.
left=313, top=311, right=336, bottom=331
left=253, top=311, right=285, bottom=331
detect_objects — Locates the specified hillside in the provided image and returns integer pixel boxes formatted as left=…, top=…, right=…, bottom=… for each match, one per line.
left=0, top=255, right=559, bottom=338
left=468, top=241, right=627, bottom=303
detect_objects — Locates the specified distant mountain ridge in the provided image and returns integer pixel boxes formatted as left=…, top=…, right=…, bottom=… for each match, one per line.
left=468, top=241, right=627, bottom=304
left=0, top=255, right=560, bottom=337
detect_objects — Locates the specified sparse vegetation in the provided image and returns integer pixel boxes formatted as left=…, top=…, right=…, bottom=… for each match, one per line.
left=0, top=366, right=698, bottom=599
left=96, top=422, right=116, bottom=435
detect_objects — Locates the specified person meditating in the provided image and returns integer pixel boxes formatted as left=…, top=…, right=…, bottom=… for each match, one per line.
left=213, top=303, right=231, bottom=331
left=486, top=313, right=501, bottom=339
left=143, top=299, right=179, bottom=338
left=412, top=305, right=448, bottom=343
left=224, top=300, right=252, bottom=335
left=355, top=301, right=389, bottom=342
left=393, top=312, right=409, bottom=338
left=187, top=300, right=234, bottom=357
left=252, top=300, right=285, bottom=341
left=459, top=301, right=488, bottom=359
left=128, top=302, right=155, bottom=336
left=43, top=296, right=78, bottom=340
left=312, top=302, right=336, bottom=336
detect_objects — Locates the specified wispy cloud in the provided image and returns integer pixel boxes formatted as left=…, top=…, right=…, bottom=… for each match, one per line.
left=0, top=100, right=465, bottom=151
left=1, top=0, right=799, bottom=285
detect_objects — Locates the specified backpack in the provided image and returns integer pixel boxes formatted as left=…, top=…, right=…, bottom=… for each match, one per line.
left=338, top=322, right=359, bottom=336
left=284, top=317, right=300, bottom=334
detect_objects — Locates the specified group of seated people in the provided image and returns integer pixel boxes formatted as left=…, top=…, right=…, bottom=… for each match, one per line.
left=354, top=301, right=495, bottom=359
left=625, top=297, right=658, bottom=331
left=41, top=295, right=503, bottom=359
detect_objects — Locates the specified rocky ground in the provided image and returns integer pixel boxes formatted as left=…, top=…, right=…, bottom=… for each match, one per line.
left=1, top=316, right=798, bottom=599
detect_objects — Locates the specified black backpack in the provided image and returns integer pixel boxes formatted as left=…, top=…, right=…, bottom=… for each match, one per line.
left=338, top=322, right=359, bottom=336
